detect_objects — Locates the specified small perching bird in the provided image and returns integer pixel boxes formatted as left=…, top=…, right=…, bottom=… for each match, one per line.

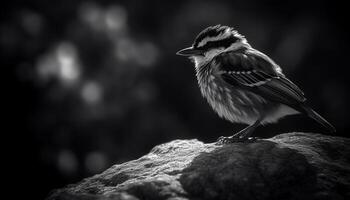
left=177, top=25, right=335, bottom=143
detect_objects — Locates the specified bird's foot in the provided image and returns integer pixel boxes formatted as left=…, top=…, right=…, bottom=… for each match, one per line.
left=216, top=135, right=259, bottom=145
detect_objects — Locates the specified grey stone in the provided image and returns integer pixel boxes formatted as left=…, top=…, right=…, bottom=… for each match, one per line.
left=47, top=132, right=350, bottom=200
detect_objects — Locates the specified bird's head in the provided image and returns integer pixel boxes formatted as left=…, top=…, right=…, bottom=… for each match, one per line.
left=177, top=25, right=249, bottom=67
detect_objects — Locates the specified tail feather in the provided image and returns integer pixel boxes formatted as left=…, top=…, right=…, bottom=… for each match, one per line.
left=301, top=105, right=336, bottom=133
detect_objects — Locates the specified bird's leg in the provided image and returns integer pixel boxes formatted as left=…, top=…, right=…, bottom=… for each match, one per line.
left=216, top=119, right=261, bottom=144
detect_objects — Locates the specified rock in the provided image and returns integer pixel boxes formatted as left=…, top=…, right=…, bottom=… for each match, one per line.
left=47, top=132, right=350, bottom=200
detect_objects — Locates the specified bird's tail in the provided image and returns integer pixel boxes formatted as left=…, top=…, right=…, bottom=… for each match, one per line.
left=301, top=105, right=336, bottom=133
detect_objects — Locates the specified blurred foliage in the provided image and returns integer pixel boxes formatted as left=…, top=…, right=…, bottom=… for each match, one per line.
left=2, top=0, right=349, bottom=199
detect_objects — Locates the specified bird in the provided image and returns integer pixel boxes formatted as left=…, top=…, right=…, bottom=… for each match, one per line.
left=176, top=25, right=335, bottom=144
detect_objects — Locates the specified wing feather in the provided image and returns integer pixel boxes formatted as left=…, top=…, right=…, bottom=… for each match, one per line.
left=216, top=49, right=306, bottom=107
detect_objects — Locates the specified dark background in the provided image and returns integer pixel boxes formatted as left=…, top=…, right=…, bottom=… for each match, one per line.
left=3, top=0, right=349, bottom=199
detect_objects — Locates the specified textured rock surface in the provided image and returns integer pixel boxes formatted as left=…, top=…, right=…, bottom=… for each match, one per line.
left=48, top=132, right=350, bottom=200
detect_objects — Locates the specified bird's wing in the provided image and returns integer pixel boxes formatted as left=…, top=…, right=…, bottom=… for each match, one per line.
left=214, top=49, right=306, bottom=106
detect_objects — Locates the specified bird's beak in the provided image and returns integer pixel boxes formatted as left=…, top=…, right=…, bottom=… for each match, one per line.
left=176, top=47, right=204, bottom=56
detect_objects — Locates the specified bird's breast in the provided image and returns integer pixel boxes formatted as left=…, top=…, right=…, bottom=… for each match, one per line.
left=197, top=72, right=269, bottom=124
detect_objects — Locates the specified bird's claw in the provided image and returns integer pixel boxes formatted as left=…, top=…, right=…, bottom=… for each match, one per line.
left=216, top=136, right=259, bottom=145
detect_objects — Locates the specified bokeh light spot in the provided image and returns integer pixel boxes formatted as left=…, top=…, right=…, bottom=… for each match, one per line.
left=36, top=42, right=81, bottom=86
left=57, top=44, right=80, bottom=82
left=115, top=38, right=136, bottom=61
left=37, top=53, right=59, bottom=81
left=84, top=151, right=108, bottom=174
left=115, top=39, right=158, bottom=67
left=20, top=10, right=43, bottom=36
left=79, top=2, right=104, bottom=31
left=81, top=81, right=103, bottom=105
left=135, top=42, right=158, bottom=67
left=105, top=5, right=127, bottom=32
left=57, top=150, right=78, bottom=176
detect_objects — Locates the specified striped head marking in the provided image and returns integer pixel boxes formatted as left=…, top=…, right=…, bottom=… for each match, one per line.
left=193, top=25, right=245, bottom=51
left=177, top=25, right=250, bottom=67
